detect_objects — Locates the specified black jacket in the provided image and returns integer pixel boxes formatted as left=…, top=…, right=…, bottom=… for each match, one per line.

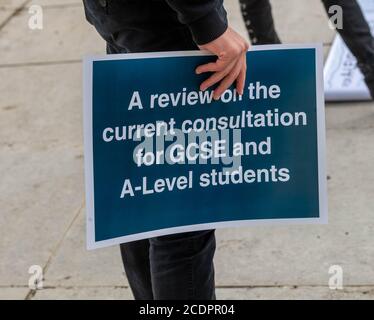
left=83, top=0, right=228, bottom=52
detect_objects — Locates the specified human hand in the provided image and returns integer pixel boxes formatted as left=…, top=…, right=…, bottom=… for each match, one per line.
left=196, top=27, right=249, bottom=100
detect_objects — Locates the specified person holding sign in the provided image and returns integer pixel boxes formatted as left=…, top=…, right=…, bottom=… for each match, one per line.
left=83, top=0, right=249, bottom=300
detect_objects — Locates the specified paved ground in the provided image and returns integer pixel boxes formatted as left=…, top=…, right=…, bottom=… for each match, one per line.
left=0, top=0, right=373, bottom=300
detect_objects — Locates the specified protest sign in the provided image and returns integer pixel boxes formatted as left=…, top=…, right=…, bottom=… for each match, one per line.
left=83, top=44, right=327, bottom=249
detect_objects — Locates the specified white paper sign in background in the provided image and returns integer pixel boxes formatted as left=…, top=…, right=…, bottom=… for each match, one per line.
left=324, top=0, right=374, bottom=101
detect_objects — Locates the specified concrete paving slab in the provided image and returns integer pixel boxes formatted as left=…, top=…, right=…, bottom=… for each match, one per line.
left=0, top=6, right=103, bottom=65
left=0, top=287, right=29, bottom=299
left=216, top=286, right=374, bottom=300
left=215, top=128, right=374, bottom=286
left=0, top=63, right=86, bottom=286
left=0, top=0, right=28, bottom=10
left=42, top=210, right=128, bottom=288
left=0, top=64, right=83, bottom=145
left=326, top=101, right=374, bottom=130
left=0, top=1, right=27, bottom=26
left=0, top=11, right=10, bottom=26
left=31, top=286, right=133, bottom=300
left=0, top=141, right=84, bottom=286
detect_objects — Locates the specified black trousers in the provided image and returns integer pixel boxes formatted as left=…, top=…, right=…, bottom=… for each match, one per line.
left=239, top=0, right=280, bottom=45
left=83, top=0, right=216, bottom=300
left=239, top=0, right=374, bottom=97
left=119, top=230, right=216, bottom=300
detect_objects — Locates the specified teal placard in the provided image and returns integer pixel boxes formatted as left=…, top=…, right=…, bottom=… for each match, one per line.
left=83, top=45, right=327, bottom=249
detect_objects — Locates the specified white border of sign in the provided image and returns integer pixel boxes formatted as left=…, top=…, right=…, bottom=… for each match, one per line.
left=83, top=44, right=328, bottom=250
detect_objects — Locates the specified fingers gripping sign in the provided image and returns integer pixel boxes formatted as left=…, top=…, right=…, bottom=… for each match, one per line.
left=196, top=27, right=249, bottom=100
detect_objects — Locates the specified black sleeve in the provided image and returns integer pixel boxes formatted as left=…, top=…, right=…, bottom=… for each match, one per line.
left=164, top=0, right=228, bottom=45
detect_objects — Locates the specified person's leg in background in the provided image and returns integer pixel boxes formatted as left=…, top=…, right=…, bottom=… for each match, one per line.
left=83, top=0, right=216, bottom=300
left=322, top=0, right=374, bottom=98
left=239, top=0, right=281, bottom=44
